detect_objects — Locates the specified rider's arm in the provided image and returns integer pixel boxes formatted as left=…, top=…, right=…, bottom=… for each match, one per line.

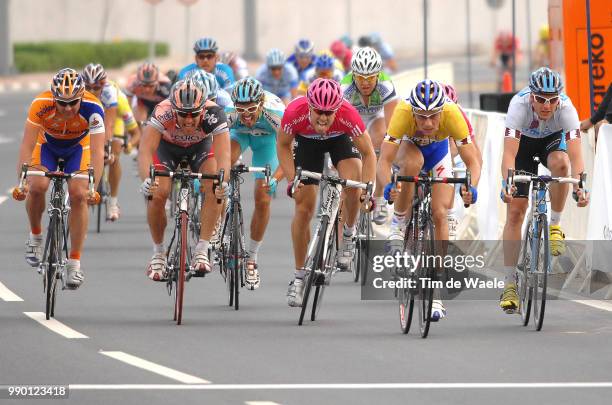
left=501, top=135, right=520, bottom=182
left=104, top=105, right=117, bottom=143
left=90, top=133, right=105, bottom=187
left=276, top=126, right=295, bottom=181
left=377, top=100, right=408, bottom=186
left=457, top=143, right=481, bottom=187
left=137, top=124, right=162, bottom=181
left=17, top=121, right=40, bottom=180
left=352, top=131, right=377, bottom=184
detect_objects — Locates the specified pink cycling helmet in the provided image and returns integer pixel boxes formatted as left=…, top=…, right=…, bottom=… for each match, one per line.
left=441, top=83, right=458, bottom=103
left=307, top=78, right=343, bottom=111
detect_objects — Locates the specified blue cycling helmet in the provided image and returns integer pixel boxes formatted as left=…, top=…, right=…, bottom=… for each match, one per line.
left=529, top=67, right=563, bottom=94
left=266, top=48, right=285, bottom=68
left=295, top=39, right=315, bottom=56
left=185, top=69, right=218, bottom=100
left=315, top=54, right=335, bottom=70
left=408, top=79, right=446, bottom=111
left=232, top=77, right=264, bottom=104
left=193, top=37, right=218, bottom=53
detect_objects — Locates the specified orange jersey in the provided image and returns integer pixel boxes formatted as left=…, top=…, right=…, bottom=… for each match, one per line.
left=27, top=91, right=105, bottom=142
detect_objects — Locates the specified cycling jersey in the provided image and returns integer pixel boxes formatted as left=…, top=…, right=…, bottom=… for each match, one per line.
left=149, top=100, right=228, bottom=148
left=27, top=91, right=105, bottom=173
left=504, top=87, right=580, bottom=140
left=177, top=62, right=235, bottom=90
left=286, top=53, right=317, bottom=82
left=385, top=100, right=472, bottom=147
left=96, top=81, right=137, bottom=136
left=226, top=91, right=285, bottom=179
left=281, top=96, right=365, bottom=140
left=341, top=71, right=397, bottom=125
left=255, top=63, right=299, bottom=100
left=124, top=73, right=171, bottom=104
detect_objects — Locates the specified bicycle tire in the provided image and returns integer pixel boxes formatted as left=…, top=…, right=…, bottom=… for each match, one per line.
left=418, top=218, right=435, bottom=338
left=518, top=221, right=532, bottom=325
left=299, top=218, right=327, bottom=326
left=360, top=213, right=373, bottom=287
left=175, top=212, right=188, bottom=325
left=352, top=212, right=365, bottom=283
left=311, top=214, right=339, bottom=321
left=231, top=202, right=241, bottom=311
left=45, top=216, right=59, bottom=320
left=399, top=211, right=418, bottom=334
left=533, top=214, right=548, bottom=331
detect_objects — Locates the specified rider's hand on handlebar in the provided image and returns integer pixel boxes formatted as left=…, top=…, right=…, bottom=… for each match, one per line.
left=286, top=180, right=303, bottom=198
left=214, top=181, right=229, bottom=200
left=460, top=184, right=478, bottom=205
left=383, top=182, right=401, bottom=203
left=263, top=177, right=278, bottom=195
left=87, top=191, right=101, bottom=205
left=12, top=185, right=28, bottom=201
left=140, top=178, right=158, bottom=198
left=573, top=188, right=589, bottom=207
left=360, top=191, right=376, bottom=212
left=500, top=179, right=516, bottom=203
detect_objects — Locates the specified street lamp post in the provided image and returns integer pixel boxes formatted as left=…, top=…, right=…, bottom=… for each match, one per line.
left=178, top=0, right=199, bottom=63
left=144, top=0, right=163, bottom=61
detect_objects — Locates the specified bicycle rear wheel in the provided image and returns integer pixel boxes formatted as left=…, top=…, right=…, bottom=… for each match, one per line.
left=175, top=212, right=188, bottom=325
left=532, top=215, right=549, bottom=331
left=518, top=221, right=533, bottom=325
left=417, top=219, right=435, bottom=338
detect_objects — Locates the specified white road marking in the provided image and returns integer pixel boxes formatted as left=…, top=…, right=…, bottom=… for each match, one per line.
left=99, top=351, right=210, bottom=384
left=69, top=382, right=612, bottom=390
left=246, top=402, right=283, bottom=405
left=10, top=82, right=22, bottom=91
left=28, top=82, right=42, bottom=91
left=0, top=281, right=24, bottom=301
left=24, top=312, right=89, bottom=339
left=0, top=196, right=8, bottom=205
left=572, top=299, right=612, bottom=313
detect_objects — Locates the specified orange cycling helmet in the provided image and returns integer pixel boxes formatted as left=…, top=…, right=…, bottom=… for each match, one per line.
left=137, top=62, right=159, bottom=85
left=51, top=68, right=85, bottom=101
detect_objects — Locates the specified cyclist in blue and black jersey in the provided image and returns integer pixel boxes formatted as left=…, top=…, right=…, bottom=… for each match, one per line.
left=177, top=37, right=235, bottom=90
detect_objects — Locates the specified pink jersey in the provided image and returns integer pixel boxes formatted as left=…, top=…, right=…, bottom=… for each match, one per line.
left=149, top=99, right=228, bottom=147
left=125, top=73, right=172, bottom=103
left=281, top=96, right=365, bottom=140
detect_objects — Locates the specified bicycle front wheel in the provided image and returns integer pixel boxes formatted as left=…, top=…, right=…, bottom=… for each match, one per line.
left=518, top=222, right=533, bottom=325
left=299, top=219, right=328, bottom=326
left=45, top=216, right=60, bottom=320
left=175, top=212, right=188, bottom=325
left=311, top=215, right=339, bottom=321
left=417, top=219, right=435, bottom=338
left=532, top=215, right=549, bottom=331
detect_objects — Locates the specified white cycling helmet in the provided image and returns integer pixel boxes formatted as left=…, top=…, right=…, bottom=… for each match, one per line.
left=351, top=47, right=382, bottom=76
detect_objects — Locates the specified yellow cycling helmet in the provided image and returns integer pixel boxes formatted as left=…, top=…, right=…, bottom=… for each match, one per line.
left=539, top=24, right=550, bottom=41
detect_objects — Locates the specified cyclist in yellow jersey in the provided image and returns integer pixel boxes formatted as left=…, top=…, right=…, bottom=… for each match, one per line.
left=82, top=64, right=142, bottom=221
left=377, top=80, right=481, bottom=320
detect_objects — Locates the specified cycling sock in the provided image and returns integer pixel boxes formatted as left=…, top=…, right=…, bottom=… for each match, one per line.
left=29, top=231, right=43, bottom=240
left=248, top=239, right=262, bottom=263
left=295, top=269, right=306, bottom=279
left=31, top=227, right=42, bottom=236
left=503, top=267, right=515, bottom=285
left=196, top=239, right=210, bottom=253
left=343, top=224, right=356, bottom=237
left=375, top=196, right=386, bottom=206
left=550, top=210, right=562, bottom=226
left=109, top=196, right=118, bottom=207
left=153, top=243, right=164, bottom=254
left=69, top=252, right=81, bottom=260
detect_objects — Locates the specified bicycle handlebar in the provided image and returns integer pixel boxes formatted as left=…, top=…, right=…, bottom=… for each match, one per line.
left=508, top=168, right=586, bottom=189
left=291, top=167, right=373, bottom=208
left=148, top=164, right=225, bottom=203
left=390, top=170, right=473, bottom=208
left=231, top=163, right=272, bottom=186
left=18, top=163, right=95, bottom=197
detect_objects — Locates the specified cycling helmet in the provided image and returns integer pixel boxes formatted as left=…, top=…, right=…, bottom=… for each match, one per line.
left=169, top=78, right=207, bottom=113
left=266, top=48, right=285, bottom=68
left=307, top=78, right=343, bottom=111
left=82, top=63, right=107, bottom=85
left=315, top=53, right=335, bottom=70
left=441, top=83, right=458, bottom=103
left=231, top=77, right=264, bottom=104
left=186, top=69, right=218, bottom=100
left=221, top=51, right=237, bottom=65
left=136, top=62, right=159, bottom=84
left=193, top=37, right=218, bottom=53
left=351, top=47, right=382, bottom=75
left=357, top=35, right=373, bottom=47
left=51, top=68, right=85, bottom=101
left=408, top=79, right=446, bottom=112
left=529, top=67, right=563, bottom=94
left=295, top=39, right=315, bottom=56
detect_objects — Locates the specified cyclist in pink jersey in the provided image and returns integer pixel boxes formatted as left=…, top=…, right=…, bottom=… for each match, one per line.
left=277, top=78, right=376, bottom=307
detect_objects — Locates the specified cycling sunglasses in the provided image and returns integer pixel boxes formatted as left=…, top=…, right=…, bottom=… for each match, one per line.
left=55, top=99, right=80, bottom=107
left=533, top=94, right=560, bottom=105
left=235, top=103, right=261, bottom=114
left=196, top=52, right=216, bottom=60
left=176, top=109, right=203, bottom=118
left=354, top=73, right=378, bottom=83
left=311, top=108, right=337, bottom=116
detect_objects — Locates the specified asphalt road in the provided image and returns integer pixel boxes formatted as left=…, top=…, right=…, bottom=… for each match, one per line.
left=1, top=91, right=611, bottom=405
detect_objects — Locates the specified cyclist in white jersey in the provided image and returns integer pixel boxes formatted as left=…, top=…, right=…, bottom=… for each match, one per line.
left=499, top=67, right=589, bottom=313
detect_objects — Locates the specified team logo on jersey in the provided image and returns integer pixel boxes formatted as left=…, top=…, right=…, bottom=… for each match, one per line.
left=92, top=118, right=100, bottom=126
left=436, top=165, right=445, bottom=177
left=37, top=105, right=55, bottom=118
left=205, top=113, right=218, bottom=125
